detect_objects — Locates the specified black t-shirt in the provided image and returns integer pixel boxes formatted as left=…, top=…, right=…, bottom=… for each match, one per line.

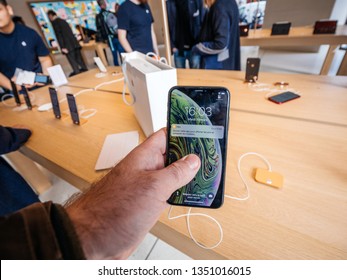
left=0, top=24, right=49, bottom=79
left=117, top=0, right=154, bottom=54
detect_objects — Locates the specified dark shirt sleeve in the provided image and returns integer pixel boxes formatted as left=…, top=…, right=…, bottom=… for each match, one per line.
left=147, top=4, right=154, bottom=24
left=33, top=29, right=50, bottom=57
left=0, top=126, right=31, bottom=155
left=117, top=4, right=130, bottom=31
left=0, top=202, right=85, bottom=259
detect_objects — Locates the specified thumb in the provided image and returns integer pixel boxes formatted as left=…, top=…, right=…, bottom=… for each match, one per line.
left=156, top=154, right=201, bottom=198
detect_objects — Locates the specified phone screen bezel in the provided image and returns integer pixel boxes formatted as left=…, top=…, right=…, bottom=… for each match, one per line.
left=166, top=86, right=230, bottom=209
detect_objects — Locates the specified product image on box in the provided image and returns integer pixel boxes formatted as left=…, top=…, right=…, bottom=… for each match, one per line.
left=271, top=21, right=291, bottom=35
left=313, top=20, right=337, bottom=34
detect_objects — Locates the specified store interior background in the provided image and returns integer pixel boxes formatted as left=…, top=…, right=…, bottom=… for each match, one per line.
left=5, top=0, right=347, bottom=259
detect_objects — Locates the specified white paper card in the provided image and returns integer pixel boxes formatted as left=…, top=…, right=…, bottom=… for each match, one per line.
left=47, top=65, right=68, bottom=87
left=95, top=131, right=139, bottom=170
left=16, top=70, right=35, bottom=85
left=94, top=57, right=107, bottom=73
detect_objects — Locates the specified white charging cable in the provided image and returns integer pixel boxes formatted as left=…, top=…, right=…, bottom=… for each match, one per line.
left=79, top=108, right=98, bottom=119
left=1, top=93, right=16, bottom=107
left=1, top=90, right=36, bottom=108
left=168, top=152, right=273, bottom=250
left=94, top=78, right=124, bottom=91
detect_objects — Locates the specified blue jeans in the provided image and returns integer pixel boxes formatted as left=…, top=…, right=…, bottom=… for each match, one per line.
left=110, top=37, right=125, bottom=66
left=174, top=50, right=200, bottom=69
left=201, top=55, right=223, bottom=70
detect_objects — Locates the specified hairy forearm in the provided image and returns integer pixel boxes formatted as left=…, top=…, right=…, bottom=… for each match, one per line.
left=65, top=166, right=162, bottom=260
left=65, top=129, right=200, bottom=260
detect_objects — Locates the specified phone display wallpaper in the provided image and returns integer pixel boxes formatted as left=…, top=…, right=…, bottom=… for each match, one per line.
left=168, top=89, right=228, bottom=207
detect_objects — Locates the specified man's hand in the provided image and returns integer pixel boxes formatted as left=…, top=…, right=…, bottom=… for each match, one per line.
left=67, top=128, right=200, bottom=259
left=61, top=48, right=69, bottom=54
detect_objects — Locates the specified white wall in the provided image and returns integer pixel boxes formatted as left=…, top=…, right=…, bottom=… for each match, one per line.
left=263, top=0, right=336, bottom=28
left=330, top=0, right=347, bottom=24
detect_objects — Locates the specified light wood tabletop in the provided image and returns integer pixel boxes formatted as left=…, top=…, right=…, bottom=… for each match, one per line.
left=241, top=25, right=347, bottom=75
left=1, top=72, right=346, bottom=259
left=1, top=88, right=144, bottom=190
left=65, top=68, right=347, bottom=126
left=155, top=110, right=347, bottom=259
left=67, top=66, right=125, bottom=93
left=177, top=69, right=347, bottom=127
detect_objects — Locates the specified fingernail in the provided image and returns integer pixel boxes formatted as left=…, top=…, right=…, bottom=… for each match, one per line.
left=183, top=155, right=199, bottom=169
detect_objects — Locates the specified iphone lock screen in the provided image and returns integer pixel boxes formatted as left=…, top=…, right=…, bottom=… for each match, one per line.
left=166, top=86, right=230, bottom=209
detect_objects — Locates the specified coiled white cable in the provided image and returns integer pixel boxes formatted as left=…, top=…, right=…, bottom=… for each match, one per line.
left=1, top=94, right=16, bottom=107
left=168, top=152, right=273, bottom=250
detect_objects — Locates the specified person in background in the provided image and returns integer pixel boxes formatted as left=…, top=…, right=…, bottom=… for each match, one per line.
left=117, top=0, right=159, bottom=56
left=0, top=125, right=39, bottom=217
left=47, top=10, right=87, bottom=77
left=192, top=0, right=241, bottom=70
left=0, top=129, right=200, bottom=259
left=95, top=0, right=124, bottom=66
left=167, top=0, right=205, bottom=69
left=0, top=0, right=53, bottom=91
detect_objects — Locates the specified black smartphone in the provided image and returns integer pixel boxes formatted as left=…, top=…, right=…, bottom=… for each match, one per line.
left=245, top=58, right=260, bottom=83
left=271, top=21, right=291, bottom=35
left=34, top=74, right=50, bottom=84
left=49, top=87, right=61, bottom=119
left=66, top=93, right=80, bottom=125
left=166, top=86, right=230, bottom=209
left=21, top=86, right=32, bottom=110
left=313, top=20, right=337, bottom=34
left=10, top=81, right=21, bottom=106
left=268, top=91, right=301, bottom=104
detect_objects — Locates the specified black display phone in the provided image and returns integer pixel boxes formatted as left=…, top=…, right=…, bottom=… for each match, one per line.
left=49, top=87, right=61, bottom=119
left=166, top=86, right=230, bottom=209
left=245, top=58, right=260, bottom=83
left=313, top=20, right=337, bottom=34
left=268, top=91, right=300, bottom=104
left=34, top=74, right=50, bottom=85
left=21, top=86, right=32, bottom=110
left=10, top=81, right=21, bottom=106
left=271, top=21, right=291, bottom=35
left=66, top=93, right=80, bottom=125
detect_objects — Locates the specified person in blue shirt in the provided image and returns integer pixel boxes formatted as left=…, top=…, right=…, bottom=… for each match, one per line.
left=117, top=0, right=159, bottom=56
left=0, top=0, right=53, bottom=92
left=192, top=0, right=241, bottom=70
